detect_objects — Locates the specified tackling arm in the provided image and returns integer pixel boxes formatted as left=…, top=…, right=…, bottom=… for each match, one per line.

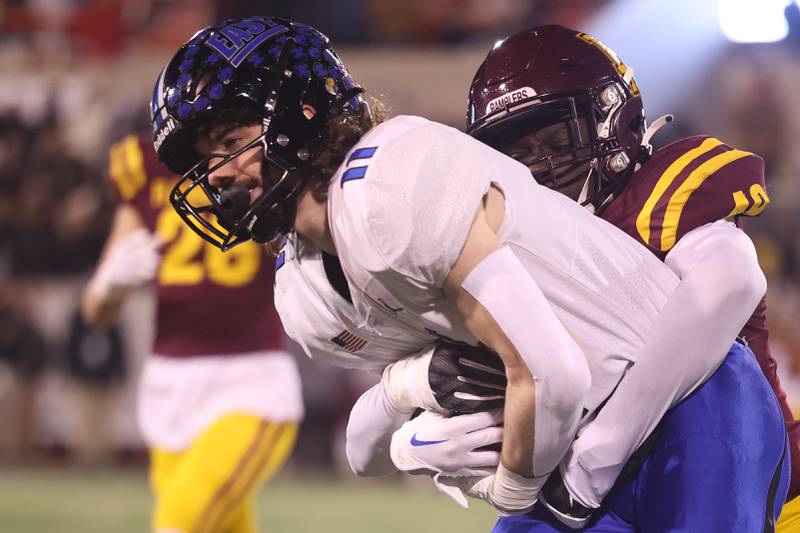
left=559, top=219, right=766, bottom=508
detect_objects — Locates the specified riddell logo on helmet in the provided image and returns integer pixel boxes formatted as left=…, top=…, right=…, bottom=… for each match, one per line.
left=153, top=117, right=176, bottom=153
left=486, top=87, right=536, bottom=114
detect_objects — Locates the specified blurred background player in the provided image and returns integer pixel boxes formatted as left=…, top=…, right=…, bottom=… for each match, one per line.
left=82, top=131, right=303, bottom=533
left=465, top=24, right=800, bottom=528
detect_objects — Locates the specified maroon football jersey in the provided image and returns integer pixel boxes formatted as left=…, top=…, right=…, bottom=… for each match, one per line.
left=107, top=133, right=285, bottom=357
left=602, top=135, right=800, bottom=497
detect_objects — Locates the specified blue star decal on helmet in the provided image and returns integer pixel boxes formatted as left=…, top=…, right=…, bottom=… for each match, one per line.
left=248, top=53, right=265, bottom=66
left=177, top=102, right=192, bottom=119
left=209, top=83, right=225, bottom=100
left=312, top=62, right=326, bottom=78
left=217, top=67, right=233, bottom=81
left=193, top=96, right=210, bottom=111
left=177, top=73, right=192, bottom=89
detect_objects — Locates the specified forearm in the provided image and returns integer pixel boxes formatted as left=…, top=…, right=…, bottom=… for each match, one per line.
left=82, top=205, right=152, bottom=329
left=500, top=362, right=536, bottom=475
left=459, top=247, right=590, bottom=478
left=443, top=208, right=590, bottom=514
left=345, top=381, right=415, bottom=476
left=81, top=281, right=128, bottom=329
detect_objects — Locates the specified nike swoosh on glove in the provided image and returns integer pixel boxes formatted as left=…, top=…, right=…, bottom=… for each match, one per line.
left=390, top=410, right=503, bottom=477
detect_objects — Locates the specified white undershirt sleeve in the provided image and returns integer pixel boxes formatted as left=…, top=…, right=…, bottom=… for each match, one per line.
left=462, top=246, right=591, bottom=478
left=345, top=381, right=416, bottom=476
left=561, top=220, right=766, bottom=508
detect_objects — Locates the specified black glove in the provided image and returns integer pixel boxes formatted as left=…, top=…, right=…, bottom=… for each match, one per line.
left=428, top=341, right=507, bottom=414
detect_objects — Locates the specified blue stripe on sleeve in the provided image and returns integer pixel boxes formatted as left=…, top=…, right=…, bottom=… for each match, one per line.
left=341, top=166, right=368, bottom=187
left=346, top=146, right=378, bottom=164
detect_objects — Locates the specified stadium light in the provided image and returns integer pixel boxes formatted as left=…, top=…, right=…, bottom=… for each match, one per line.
left=586, top=0, right=723, bottom=118
left=718, top=0, right=790, bottom=43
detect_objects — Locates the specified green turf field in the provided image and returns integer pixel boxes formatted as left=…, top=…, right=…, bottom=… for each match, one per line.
left=0, top=466, right=497, bottom=533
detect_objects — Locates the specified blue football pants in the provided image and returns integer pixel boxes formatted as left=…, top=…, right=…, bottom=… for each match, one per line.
left=494, top=342, right=790, bottom=532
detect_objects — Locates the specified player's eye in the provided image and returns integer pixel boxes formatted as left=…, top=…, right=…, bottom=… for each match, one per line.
left=222, top=137, right=243, bottom=151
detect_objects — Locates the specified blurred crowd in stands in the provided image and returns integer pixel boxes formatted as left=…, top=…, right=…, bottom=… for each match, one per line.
left=0, top=0, right=601, bottom=57
left=1, top=0, right=799, bottom=474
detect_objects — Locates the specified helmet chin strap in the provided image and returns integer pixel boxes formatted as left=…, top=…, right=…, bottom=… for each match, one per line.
left=641, top=114, right=674, bottom=153
left=582, top=114, right=674, bottom=216
left=576, top=165, right=595, bottom=214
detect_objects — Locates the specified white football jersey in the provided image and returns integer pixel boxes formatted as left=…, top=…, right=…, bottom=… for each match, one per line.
left=274, top=233, right=431, bottom=375
left=323, top=115, right=680, bottom=416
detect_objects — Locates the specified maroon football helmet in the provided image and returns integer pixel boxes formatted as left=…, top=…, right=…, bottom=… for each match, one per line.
left=467, top=25, right=647, bottom=211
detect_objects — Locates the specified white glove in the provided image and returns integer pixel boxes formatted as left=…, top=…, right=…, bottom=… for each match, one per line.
left=433, top=471, right=495, bottom=509
left=89, top=229, right=162, bottom=302
left=434, top=464, right=545, bottom=514
left=390, top=410, right=503, bottom=477
left=381, top=347, right=442, bottom=413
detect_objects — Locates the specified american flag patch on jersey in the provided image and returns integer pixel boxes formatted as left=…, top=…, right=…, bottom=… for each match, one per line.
left=330, top=330, right=368, bottom=353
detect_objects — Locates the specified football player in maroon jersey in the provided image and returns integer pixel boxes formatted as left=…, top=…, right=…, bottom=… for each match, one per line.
left=82, top=133, right=302, bottom=533
left=466, top=25, right=798, bottom=530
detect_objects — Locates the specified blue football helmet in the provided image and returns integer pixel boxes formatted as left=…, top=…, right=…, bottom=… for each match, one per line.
left=150, top=16, right=364, bottom=250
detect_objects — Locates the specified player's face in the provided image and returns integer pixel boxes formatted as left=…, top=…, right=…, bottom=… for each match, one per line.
left=195, top=123, right=270, bottom=205
left=500, top=119, right=591, bottom=201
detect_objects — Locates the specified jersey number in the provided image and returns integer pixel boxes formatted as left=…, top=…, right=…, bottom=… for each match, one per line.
left=728, top=183, right=770, bottom=217
left=156, top=207, right=261, bottom=287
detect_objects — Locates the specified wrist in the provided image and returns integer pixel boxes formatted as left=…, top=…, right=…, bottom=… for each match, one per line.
left=87, top=266, right=121, bottom=304
left=489, top=462, right=546, bottom=515
left=382, top=360, right=418, bottom=413
left=381, top=348, right=441, bottom=413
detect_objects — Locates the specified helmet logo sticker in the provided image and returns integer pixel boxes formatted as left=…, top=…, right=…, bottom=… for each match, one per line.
left=486, top=87, right=536, bottom=114
left=205, top=17, right=289, bottom=67
left=575, top=32, right=639, bottom=96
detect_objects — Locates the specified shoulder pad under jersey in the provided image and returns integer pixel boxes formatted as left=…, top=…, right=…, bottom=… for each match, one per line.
left=601, top=136, right=768, bottom=254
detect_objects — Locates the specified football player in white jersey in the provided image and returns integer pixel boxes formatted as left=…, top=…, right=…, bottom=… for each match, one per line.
left=150, top=17, right=789, bottom=531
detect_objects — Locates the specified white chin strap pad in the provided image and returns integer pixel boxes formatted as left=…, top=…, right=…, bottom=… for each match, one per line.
left=461, top=247, right=591, bottom=476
